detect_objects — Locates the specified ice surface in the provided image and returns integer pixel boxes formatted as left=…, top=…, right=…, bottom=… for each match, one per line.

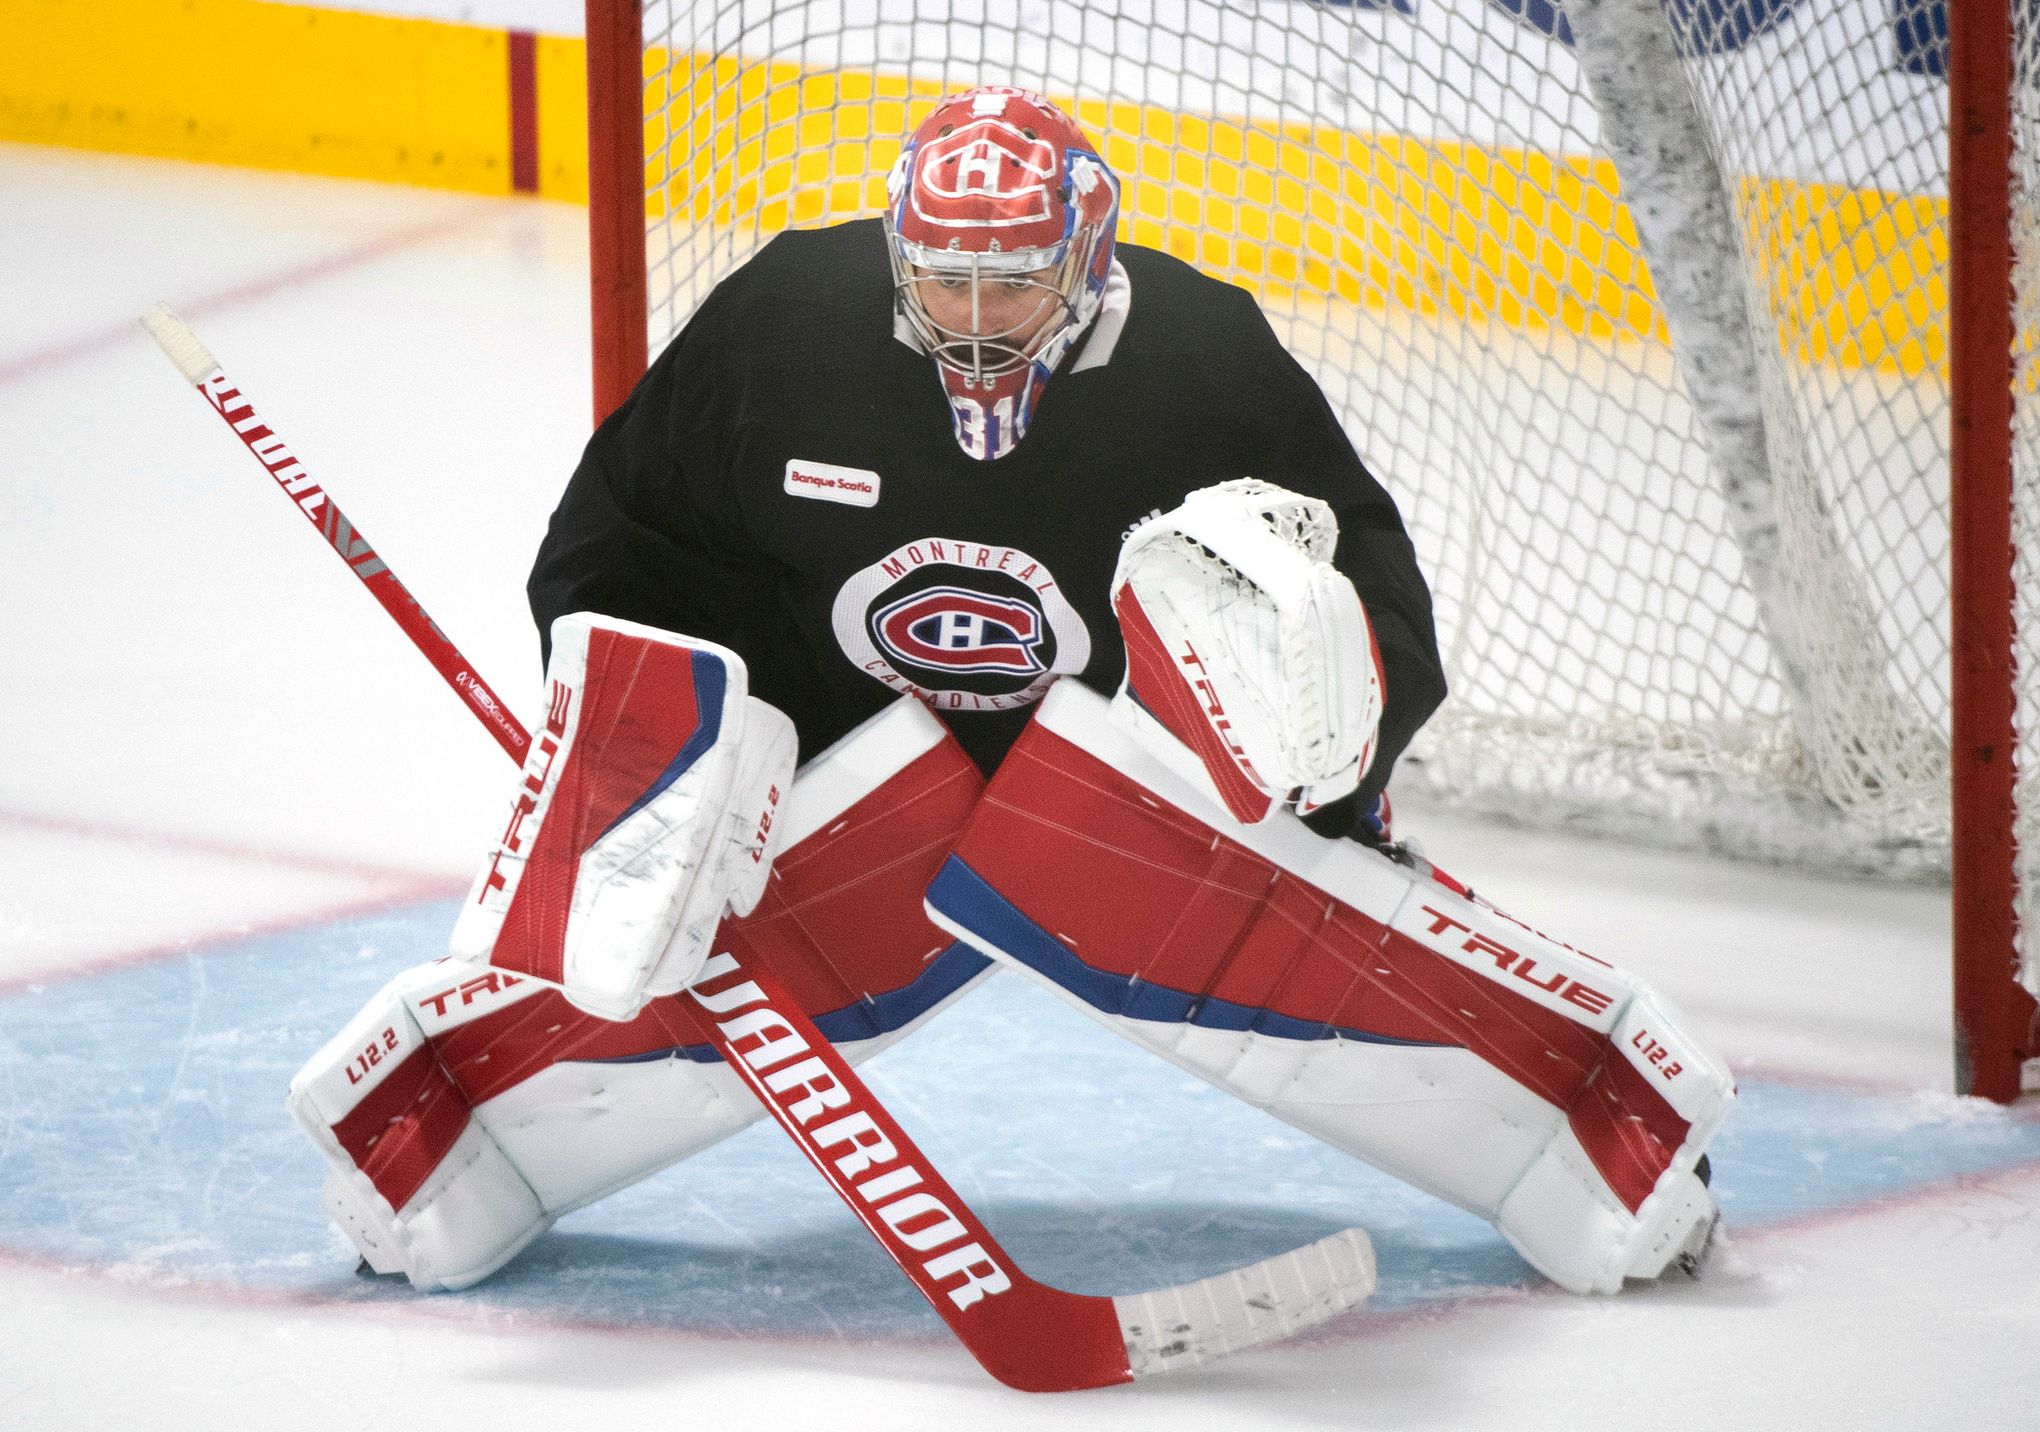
left=2, top=141, right=2036, bottom=1430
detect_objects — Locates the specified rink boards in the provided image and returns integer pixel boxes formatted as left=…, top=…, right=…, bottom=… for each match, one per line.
left=0, top=0, right=1951, bottom=375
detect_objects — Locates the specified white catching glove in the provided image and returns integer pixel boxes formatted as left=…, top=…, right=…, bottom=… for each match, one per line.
left=1109, top=478, right=1384, bottom=825
left=449, top=612, right=798, bottom=1021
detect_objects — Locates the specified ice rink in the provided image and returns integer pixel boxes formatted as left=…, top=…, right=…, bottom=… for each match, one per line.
left=4, top=140, right=2038, bottom=1430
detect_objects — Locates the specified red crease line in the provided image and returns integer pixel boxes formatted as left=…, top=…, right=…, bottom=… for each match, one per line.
left=0, top=878, right=466, bottom=1002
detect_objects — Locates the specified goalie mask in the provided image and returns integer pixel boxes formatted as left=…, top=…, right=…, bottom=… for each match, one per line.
left=886, top=87, right=1120, bottom=462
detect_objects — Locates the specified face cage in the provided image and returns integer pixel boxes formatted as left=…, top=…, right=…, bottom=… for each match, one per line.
left=888, top=240, right=1089, bottom=388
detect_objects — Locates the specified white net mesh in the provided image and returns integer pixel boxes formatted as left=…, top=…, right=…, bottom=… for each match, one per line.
left=2013, top=0, right=2040, bottom=1009
left=630, top=0, right=1997, bottom=885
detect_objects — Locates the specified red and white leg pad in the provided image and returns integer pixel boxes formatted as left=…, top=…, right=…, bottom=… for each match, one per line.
left=289, top=697, right=992, bottom=1290
left=924, top=681, right=1733, bottom=1294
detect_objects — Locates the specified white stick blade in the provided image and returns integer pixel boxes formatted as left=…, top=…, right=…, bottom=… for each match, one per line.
left=1114, top=1226, right=1376, bottom=1377
left=140, top=302, right=221, bottom=383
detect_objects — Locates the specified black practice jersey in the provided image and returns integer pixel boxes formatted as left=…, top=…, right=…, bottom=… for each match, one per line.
left=530, top=219, right=1445, bottom=836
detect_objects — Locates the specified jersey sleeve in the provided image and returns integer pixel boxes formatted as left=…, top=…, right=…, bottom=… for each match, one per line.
left=1211, top=294, right=1447, bottom=835
left=526, top=289, right=773, bottom=672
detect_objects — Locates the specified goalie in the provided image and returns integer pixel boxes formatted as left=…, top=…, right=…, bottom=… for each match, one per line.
left=290, top=85, right=1727, bottom=1300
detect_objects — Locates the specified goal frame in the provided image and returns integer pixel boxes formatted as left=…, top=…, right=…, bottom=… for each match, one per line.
left=585, top=0, right=646, bottom=432
left=580, top=0, right=2039, bottom=1102
left=1947, top=0, right=2036, bottom=1102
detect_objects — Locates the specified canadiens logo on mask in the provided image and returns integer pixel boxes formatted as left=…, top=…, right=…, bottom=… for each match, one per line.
left=885, top=87, right=1120, bottom=462
left=831, top=538, right=1092, bottom=709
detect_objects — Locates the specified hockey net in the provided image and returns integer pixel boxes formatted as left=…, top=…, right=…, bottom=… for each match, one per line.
left=587, top=0, right=2039, bottom=1097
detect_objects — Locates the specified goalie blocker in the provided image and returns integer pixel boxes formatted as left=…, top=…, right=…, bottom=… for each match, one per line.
left=449, top=612, right=799, bottom=1022
left=925, top=681, right=1731, bottom=1294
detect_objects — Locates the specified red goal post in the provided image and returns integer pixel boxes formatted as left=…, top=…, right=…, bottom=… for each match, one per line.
left=582, top=0, right=2039, bottom=1101
left=585, top=0, right=647, bottom=431
left=1948, top=0, right=2034, bottom=1102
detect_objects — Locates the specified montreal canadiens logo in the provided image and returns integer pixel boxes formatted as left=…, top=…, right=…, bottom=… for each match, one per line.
left=915, top=120, right=1056, bottom=221
left=831, top=539, right=1091, bottom=710
left=873, top=587, right=1044, bottom=675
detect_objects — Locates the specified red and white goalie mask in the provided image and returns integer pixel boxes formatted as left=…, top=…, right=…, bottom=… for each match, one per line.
left=886, top=86, right=1120, bottom=462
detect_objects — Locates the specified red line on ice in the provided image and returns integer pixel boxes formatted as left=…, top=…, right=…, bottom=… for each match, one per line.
left=0, top=879, right=463, bottom=1001
left=0, top=804, right=449, bottom=887
left=0, top=207, right=496, bottom=388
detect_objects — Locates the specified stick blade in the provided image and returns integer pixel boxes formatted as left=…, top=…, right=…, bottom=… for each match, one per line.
left=1114, top=1227, right=1375, bottom=1378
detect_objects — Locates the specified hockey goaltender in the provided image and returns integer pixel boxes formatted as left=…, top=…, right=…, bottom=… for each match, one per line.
left=286, top=86, right=1732, bottom=1372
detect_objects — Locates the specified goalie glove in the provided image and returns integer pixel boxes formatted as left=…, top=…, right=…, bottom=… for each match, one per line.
left=449, top=612, right=798, bottom=1021
left=1110, top=478, right=1384, bottom=825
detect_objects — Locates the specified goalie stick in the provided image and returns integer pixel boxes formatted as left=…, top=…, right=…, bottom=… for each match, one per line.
left=141, top=303, right=1376, bottom=1392
left=138, top=307, right=530, bottom=763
